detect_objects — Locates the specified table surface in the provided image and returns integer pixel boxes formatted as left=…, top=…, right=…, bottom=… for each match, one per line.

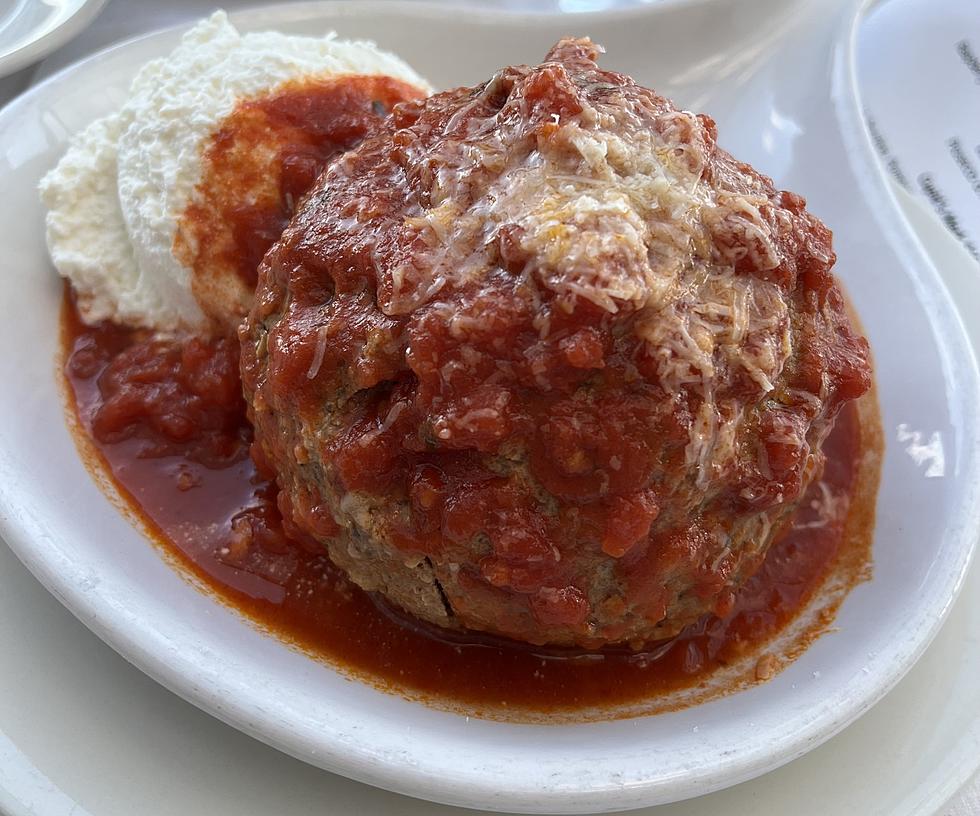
left=0, top=0, right=977, bottom=813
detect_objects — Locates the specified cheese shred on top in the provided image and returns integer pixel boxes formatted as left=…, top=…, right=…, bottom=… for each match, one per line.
left=381, top=65, right=795, bottom=485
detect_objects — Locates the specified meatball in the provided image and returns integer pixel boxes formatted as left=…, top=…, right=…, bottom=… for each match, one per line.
left=241, top=38, right=871, bottom=648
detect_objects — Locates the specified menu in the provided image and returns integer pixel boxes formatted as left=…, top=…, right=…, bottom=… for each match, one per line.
left=860, top=0, right=980, bottom=265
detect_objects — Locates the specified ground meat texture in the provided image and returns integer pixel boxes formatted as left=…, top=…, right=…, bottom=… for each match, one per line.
left=241, top=38, right=871, bottom=648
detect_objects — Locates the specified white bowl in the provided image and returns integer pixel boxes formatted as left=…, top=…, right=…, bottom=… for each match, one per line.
left=0, top=0, right=978, bottom=812
left=0, top=0, right=107, bottom=78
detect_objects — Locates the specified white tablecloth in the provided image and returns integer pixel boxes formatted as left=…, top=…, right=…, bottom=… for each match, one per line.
left=1, top=0, right=976, bottom=813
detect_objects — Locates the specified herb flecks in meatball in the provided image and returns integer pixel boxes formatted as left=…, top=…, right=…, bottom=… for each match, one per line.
left=241, top=38, right=871, bottom=648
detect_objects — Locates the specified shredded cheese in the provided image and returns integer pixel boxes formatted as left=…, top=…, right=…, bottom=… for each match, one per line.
left=351, top=49, right=801, bottom=488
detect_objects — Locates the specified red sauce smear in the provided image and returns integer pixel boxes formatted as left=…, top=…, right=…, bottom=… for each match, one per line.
left=61, top=291, right=877, bottom=715
left=174, top=74, right=425, bottom=334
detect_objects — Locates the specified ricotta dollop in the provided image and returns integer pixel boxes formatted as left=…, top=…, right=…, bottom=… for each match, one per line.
left=40, top=11, right=429, bottom=333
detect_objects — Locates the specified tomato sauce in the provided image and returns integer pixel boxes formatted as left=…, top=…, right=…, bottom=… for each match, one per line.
left=61, top=290, right=879, bottom=717
left=238, top=44, right=873, bottom=650
left=173, top=74, right=426, bottom=334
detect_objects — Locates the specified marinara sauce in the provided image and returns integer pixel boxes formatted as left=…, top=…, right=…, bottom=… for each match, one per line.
left=57, top=73, right=880, bottom=718
left=61, top=291, right=878, bottom=717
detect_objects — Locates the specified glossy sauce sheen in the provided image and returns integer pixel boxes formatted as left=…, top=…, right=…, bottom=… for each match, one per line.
left=62, top=293, right=871, bottom=714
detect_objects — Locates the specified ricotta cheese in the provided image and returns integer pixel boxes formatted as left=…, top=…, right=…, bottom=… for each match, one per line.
left=41, top=11, right=430, bottom=333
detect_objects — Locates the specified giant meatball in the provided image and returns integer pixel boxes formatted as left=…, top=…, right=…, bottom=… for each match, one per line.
left=241, top=38, right=871, bottom=648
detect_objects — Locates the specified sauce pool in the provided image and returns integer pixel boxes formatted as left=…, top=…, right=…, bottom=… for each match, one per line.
left=60, top=289, right=879, bottom=718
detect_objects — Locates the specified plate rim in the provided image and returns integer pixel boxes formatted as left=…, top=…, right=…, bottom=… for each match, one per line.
left=0, top=0, right=108, bottom=78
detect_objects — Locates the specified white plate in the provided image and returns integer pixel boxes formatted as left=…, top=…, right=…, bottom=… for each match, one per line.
left=0, top=0, right=978, bottom=813
left=0, top=0, right=106, bottom=78
left=2, top=182, right=979, bottom=816
left=0, top=182, right=980, bottom=816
